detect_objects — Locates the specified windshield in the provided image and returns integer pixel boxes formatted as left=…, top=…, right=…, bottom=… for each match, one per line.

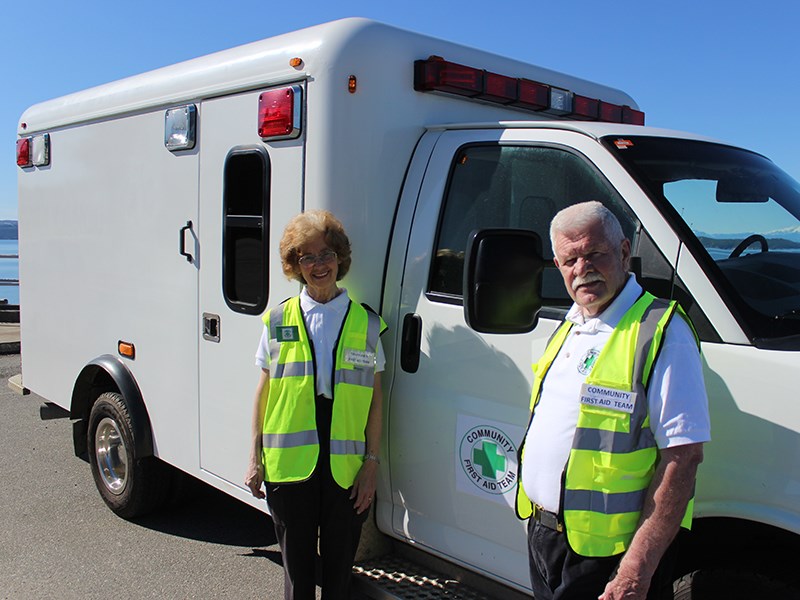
left=603, top=136, right=800, bottom=345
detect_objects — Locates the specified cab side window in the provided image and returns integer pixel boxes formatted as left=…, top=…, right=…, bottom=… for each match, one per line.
left=429, top=144, right=635, bottom=303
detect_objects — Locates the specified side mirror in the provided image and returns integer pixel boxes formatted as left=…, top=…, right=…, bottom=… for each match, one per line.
left=463, top=228, right=547, bottom=334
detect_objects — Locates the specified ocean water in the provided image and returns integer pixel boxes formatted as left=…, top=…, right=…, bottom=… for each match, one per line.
left=0, top=239, right=19, bottom=305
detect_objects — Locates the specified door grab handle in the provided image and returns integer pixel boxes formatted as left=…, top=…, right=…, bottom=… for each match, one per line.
left=401, top=313, right=422, bottom=373
left=179, top=221, right=193, bottom=262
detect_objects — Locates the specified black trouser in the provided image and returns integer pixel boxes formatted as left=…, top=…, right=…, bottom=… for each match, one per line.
left=527, top=519, right=677, bottom=600
left=266, top=395, right=368, bottom=600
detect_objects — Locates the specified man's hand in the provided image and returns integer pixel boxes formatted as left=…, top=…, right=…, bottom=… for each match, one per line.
left=599, top=572, right=648, bottom=599
left=600, top=443, right=704, bottom=600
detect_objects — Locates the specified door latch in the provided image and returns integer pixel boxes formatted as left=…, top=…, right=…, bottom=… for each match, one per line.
left=203, top=313, right=220, bottom=342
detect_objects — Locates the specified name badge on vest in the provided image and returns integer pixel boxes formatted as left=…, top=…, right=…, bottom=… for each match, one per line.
left=580, top=383, right=637, bottom=414
left=274, top=326, right=300, bottom=342
left=344, top=348, right=375, bottom=368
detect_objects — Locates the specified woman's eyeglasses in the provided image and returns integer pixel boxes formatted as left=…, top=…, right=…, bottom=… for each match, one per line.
left=297, top=250, right=338, bottom=267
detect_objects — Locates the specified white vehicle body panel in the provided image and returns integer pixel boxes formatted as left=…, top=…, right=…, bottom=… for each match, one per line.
left=18, top=108, right=201, bottom=473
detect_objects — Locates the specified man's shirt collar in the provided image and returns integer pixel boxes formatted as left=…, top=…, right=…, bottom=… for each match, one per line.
left=565, top=274, right=642, bottom=333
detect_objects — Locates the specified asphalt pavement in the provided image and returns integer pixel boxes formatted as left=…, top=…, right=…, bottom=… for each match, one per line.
left=0, top=351, right=295, bottom=600
left=0, top=340, right=508, bottom=600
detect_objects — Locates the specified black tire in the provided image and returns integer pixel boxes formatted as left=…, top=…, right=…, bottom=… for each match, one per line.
left=87, top=392, right=169, bottom=519
left=673, top=569, right=799, bottom=600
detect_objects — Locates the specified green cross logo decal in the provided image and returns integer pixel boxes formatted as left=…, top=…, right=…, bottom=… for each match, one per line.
left=459, top=424, right=518, bottom=496
left=472, top=441, right=506, bottom=480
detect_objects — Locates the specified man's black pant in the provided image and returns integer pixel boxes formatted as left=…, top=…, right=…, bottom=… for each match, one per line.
left=527, top=519, right=677, bottom=600
left=265, top=396, right=368, bottom=600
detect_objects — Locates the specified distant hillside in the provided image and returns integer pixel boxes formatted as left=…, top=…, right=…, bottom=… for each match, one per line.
left=0, top=221, right=17, bottom=240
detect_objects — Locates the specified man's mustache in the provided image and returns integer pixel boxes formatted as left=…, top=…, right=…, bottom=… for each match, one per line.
left=572, top=272, right=606, bottom=291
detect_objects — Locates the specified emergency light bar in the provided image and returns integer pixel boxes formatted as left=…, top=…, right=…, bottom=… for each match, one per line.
left=414, top=56, right=645, bottom=125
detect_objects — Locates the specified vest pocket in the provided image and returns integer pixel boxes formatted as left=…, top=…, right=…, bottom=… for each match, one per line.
left=577, top=403, right=631, bottom=435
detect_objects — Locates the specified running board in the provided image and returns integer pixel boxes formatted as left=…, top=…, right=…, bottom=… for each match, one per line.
left=352, top=543, right=530, bottom=600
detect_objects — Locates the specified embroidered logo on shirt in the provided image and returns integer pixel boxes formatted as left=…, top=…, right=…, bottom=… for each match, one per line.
left=577, top=348, right=600, bottom=375
left=274, top=326, right=300, bottom=342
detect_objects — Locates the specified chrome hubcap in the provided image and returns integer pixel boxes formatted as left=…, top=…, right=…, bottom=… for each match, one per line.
left=95, top=417, right=128, bottom=495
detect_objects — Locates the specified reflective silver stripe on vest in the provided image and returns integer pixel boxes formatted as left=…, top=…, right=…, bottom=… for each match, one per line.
left=273, top=360, right=314, bottom=379
left=330, top=439, right=366, bottom=456
left=564, top=487, right=648, bottom=515
left=572, top=426, right=656, bottom=453
left=334, top=367, right=374, bottom=388
left=634, top=297, right=673, bottom=388
left=269, top=304, right=286, bottom=366
left=366, top=310, right=382, bottom=345
left=269, top=303, right=286, bottom=339
left=262, top=429, right=318, bottom=448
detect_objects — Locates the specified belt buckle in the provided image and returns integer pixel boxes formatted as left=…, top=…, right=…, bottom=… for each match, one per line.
left=535, top=505, right=563, bottom=532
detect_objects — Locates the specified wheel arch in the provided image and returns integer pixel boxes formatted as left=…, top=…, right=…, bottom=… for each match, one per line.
left=677, top=516, right=800, bottom=588
left=71, top=354, right=154, bottom=460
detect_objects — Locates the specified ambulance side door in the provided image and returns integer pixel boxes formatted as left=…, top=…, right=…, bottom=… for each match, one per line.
left=386, top=128, right=641, bottom=589
left=197, top=85, right=304, bottom=499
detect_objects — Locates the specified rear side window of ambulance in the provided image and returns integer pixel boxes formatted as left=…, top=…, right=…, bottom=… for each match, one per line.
left=223, top=147, right=270, bottom=314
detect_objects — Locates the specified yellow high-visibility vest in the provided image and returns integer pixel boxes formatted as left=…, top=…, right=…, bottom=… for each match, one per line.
left=516, top=292, right=697, bottom=556
left=261, top=296, right=386, bottom=489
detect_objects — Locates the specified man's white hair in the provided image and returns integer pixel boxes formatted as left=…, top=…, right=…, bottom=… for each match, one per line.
left=549, top=201, right=626, bottom=255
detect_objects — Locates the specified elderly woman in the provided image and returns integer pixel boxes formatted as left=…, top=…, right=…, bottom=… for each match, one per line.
left=245, top=210, right=386, bottom=600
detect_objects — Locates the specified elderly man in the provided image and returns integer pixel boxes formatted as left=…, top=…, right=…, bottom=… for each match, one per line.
left=516, top=201, right=710, bottom=600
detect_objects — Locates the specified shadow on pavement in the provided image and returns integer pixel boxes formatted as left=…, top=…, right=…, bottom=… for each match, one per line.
left=132, top=477, right=279, bottom=552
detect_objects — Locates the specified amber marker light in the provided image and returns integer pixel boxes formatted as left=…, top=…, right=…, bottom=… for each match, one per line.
left=118, top=341, right=136, bottom=360
left=348, top=75, right=357, bottom=94
left=289, top=57, right=303, bottom=68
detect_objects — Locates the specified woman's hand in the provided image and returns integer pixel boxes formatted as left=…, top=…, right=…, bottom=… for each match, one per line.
left=245, top=457, right=266, bottom=499
left=246, top=369, right=270, bottom=500
left=350, top=458, right=378, bottom=514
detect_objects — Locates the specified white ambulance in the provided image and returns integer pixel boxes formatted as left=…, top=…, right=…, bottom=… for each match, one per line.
left=16, top=17, right=800, bottom=598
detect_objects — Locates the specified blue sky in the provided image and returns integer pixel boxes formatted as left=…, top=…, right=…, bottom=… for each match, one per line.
left=3, top=0, right=798, bottom=221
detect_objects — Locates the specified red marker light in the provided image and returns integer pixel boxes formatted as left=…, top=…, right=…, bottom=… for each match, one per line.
left=481, top=72, right=517, bottom=104
left=16, top=137, right=31, bottom=167
left=572, top=94, right=600, bottom=120
left=414, top=57, right=483, bottom=97
left=515, top=79, right=549, bottom=111
left=258, top=86, right=302, bottom=140
left=621, top=105, right=645, bottom=126
left=599, top=101, right=623, bottom=123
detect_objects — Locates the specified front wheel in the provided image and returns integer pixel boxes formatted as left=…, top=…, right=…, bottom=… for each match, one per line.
left=87, top=392, right=168, bottom=518
left=673, top=569, right=798, bottom=599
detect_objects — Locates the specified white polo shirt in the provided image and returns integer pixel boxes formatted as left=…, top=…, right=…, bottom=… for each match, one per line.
left=521, top=275, right=711, bottom=513
left=255, top=287, right=386, bottom=398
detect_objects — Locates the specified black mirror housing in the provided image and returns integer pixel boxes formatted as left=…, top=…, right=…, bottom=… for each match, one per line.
left=463, top=228, right=547, bottom=334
